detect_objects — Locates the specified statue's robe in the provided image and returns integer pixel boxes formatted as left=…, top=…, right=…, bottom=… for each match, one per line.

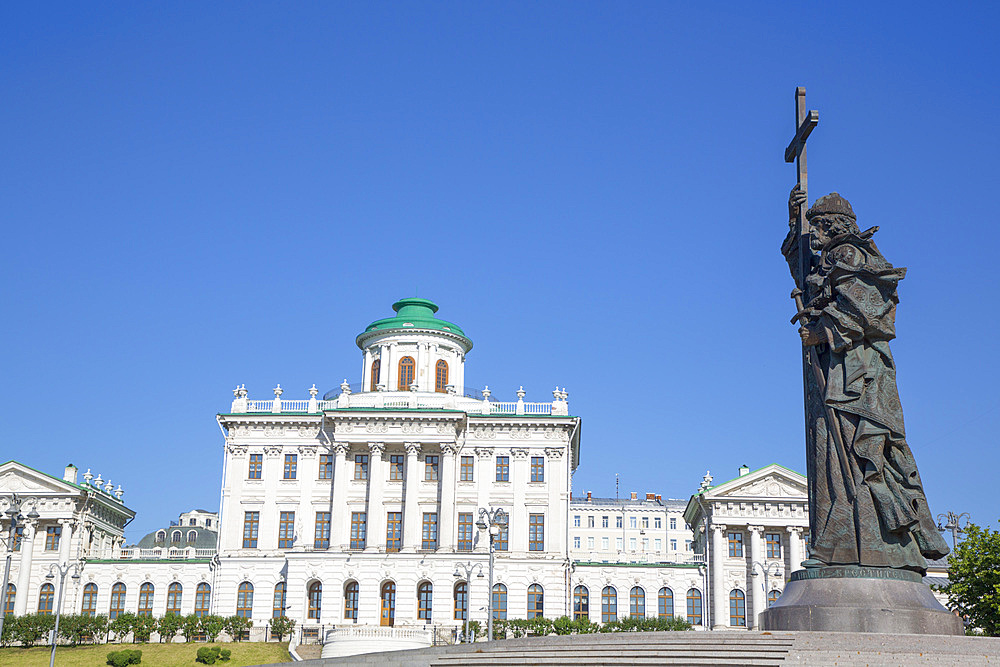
left=802, top=233, right=948, bottom=572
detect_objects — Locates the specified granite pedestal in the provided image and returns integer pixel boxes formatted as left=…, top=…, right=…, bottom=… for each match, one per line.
left=759, top=566, right=963, bottom=635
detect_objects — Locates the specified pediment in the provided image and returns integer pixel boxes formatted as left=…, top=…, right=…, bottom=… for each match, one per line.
left=708, top=464, right=806, bottom=500
left=0, top=463, right=81, bottom=496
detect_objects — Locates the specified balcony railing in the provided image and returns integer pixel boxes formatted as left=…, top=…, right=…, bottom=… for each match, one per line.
left=104, top=547, right=217, bottom=560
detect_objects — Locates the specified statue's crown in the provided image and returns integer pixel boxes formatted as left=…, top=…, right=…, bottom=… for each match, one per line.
left=807, top=192, right=856, bottom=221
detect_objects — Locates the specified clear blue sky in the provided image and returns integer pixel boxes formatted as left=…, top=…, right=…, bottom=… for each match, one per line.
left=2, top=3, right=998, bottom=543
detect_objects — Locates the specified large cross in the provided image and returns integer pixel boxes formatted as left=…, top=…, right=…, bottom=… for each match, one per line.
left=785, top=87, right=819, bottom=294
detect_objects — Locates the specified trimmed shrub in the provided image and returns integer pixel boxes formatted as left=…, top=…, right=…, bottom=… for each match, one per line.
left=196, top=646, right=231, bottom=664
left=106, top=648, right=142, bottom=666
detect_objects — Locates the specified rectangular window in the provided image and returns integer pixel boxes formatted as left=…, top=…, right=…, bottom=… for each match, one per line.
left=350, top=512, right=367, bottom=549
left=616, top=537, right=623, bottom=551
left=573, top=515, right=581, bottom=527
left=497, top=517, right=509, bottom=551
left=422, top=513, right=438, bottom=550
left=354, top=454, right=368, bottom=480
left=617, top=516, right=623, bottom=529
left=389, top=454, right=404, bottom=481
left=573, top=536, right=581, bottom=549
left=314, top=512, right=331, bottom=549
left=642, top=538, right=649, bottom=551
left=495, top=456, right=509, bottom=482
left=630, top=517, right=637, bottom=529
left=766, top=533, right=782, bottom=559
left=243, top=512, right=259, bottom=549
left=670, top=539, right=678, bottom=550
left=654, top=517, right=662, bottom=529
left=587, top=516, right=595, bottom=528
left=602, top=516, right=609, bottom=528
left=642, top=517, right=649, bottom=529
left=12, top=526, right=23, bottom=551
left=630, top=537, right=637, bottom=551
left=45, top=526, right=61, bottom=551
left=686, top=540, right=693, bottom=551
left=602, top=536, right=609, bottom=550
left=458, top=512, right=474, bottom=551
left=728, top=531, right=744, bottom=557
left=655, top=538, right=662, bottom=551
left=283, top=454, right=297, bottom=480
left=425, top=455, right=439, bottom=481
left=248, top=454, right=262, bottom=479
left=460, top=456, right=474, bottom=481
left=319, top=454, right=333, bottom=479
left=528, top=514, right=544, bottom=551
left=587, top=536, right=595, bottom=549
left=278, top=511, right=295, bottom=549
left=530, top=456, right=544, bottom=482
left=386, top=512, right=402, bottom=552
left=670, top=518, right=677, bottom=530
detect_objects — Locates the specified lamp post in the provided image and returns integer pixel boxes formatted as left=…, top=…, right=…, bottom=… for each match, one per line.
left=751, top=561, right=782, bottom=611
left=0, top=495, right=36, bottom=642
left=452, top=561, right=483, bottom=643
left=46, top=560, right=84, bottom=667
left=475, top=507, right=506, bottom=642
left=936, top=511, right=972, bottom=550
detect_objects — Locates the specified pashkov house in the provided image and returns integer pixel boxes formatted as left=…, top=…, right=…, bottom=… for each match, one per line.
left=1, top=298, right=816, bottom=644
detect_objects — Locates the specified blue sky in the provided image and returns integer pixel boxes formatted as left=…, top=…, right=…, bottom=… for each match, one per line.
left=2, top=3, right=998, bottom=542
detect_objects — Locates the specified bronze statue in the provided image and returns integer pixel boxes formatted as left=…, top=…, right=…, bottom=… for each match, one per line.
left=782, top=187, right=949, bottom=573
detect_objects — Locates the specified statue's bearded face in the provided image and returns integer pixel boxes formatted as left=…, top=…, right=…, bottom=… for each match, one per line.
left=814, top=214, right=859, bottom=242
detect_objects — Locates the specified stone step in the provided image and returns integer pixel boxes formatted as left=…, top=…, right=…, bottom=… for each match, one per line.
left=431, top=658, right=787, bottom=667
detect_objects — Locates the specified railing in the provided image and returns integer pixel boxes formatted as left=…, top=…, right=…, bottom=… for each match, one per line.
left=280, top=400, right=310, bottom=412
left=246, top=400, right=273, bottom=412
left=232, top=389, right=566, bottom=416
left=109, top=547, right=216, bottom=560
left=324, top=625, right=432, bottom=642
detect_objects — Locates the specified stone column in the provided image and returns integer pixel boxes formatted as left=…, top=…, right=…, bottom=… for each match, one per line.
left=362, top=348, right=373, bottom=391
left=14, top=521, right=37, bottom=615
left=385, top=344, right=396, bottom=391
left=511, top=449, right=529, bottom=552
left=366, top=443, right=385, bottom=551
left=330, top=444, right=350, bottom=549
left=414, top=343, right=424, bottom=391
left=438, top=443, right=458, bottom=551
left=711, top=523, right=727, bottom=630
left=788, top=527, right=803, bottom=572
left=402, top=443, right=422, bottom=551
left=748, top=525, right=765, bottom=629
left=58, top=519, right=74, bottom=563
left=545, top=447, right=565, bottom=555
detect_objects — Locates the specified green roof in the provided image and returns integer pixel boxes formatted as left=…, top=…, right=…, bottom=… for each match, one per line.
left=356, top=298, right=473, bottom=350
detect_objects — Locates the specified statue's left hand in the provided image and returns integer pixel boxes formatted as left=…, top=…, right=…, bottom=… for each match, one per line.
left=799, top=326, right=826, bottom=346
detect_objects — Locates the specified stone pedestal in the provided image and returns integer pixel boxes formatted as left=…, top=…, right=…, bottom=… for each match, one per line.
left=759, top=566, right=963, bottom=635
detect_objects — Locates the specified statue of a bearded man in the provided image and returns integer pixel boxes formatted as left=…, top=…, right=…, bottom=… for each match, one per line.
left=782, top=188, right=949, bottom=573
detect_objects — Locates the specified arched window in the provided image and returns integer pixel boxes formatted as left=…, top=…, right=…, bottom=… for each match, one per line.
left=81, top=583, right=98, bottom=616
left=138, top=583, right=154, bottom=616
left=236, top=582, right=254, bottom=618
left=527, top=584, right=544, bottom=619
left=492, top=583, right=507, bottom=620
left=4, top=583, right=16, bottom=616
left=38, top=583, right=55, bottom=615
left=573, top=585, right=589, bottom=620
left=171, top=530, right=182, bottom=544
left=686, top=588, right=702, bottom=625
left=398, top=357, right=415, bottom=391
left=273, top=582, right=287, bottom=618
left=187, top=530, right=197, bottom=544
left=729, top=589, right=746, bottom=627
left=380, top=581, right=396, bottom=627
left=658, top=587, right=673, bottom=619
left=767, top=590, right=781, bottom=608
left=344, top=581, right=359, bottom=621
left=453, top=581, right=468, bottom=620
left=417, top=582, right=433, bottom=621
left=155, top=530, right=166, bottom=543
left=195, top=583, right=211, bottom=617
left=370, top=359, right=381, bottom=391
left=110, top=583, right=126, bottom=619
left=435, top=360, right=449, bottom=392
left=166, top=583, right=182, bottom=615
left=629, top=586, right=645, bottom=619
left=601, top=586, right=617, bottom=623
left=307, top=581, right=322, bottom=620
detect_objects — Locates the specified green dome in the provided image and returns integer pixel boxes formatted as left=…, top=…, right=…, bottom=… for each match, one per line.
left=356, top=298, right=472, bottom=350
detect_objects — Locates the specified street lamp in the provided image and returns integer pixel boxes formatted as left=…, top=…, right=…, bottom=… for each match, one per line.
left=751, top=561, right=782, bottom=611
left=476, top=507, right=506, bottom=642
left=0, top=495, right=35, bottom=642
left=937, top=511, right=972, bottom=550
left=46, top=560, right=84, bottom=667
left=453, top=561, right=484, bottom=643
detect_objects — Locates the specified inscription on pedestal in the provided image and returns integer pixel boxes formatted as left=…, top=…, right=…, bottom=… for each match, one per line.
left=790, top=566, right=922, bottom=584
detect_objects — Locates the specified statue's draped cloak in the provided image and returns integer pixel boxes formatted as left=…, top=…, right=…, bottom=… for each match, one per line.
left=800, top=233, right=948, bottom=572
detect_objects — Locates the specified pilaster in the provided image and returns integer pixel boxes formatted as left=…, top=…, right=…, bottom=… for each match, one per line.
left=711, top=523, right=727, bottom=630
left=366, top=442, right=386, bottom=551
left=402, top=443, right=422, bottom=551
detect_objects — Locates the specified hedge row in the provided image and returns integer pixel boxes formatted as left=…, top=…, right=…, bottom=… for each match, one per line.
left=485, top=615, right=691, bottom=640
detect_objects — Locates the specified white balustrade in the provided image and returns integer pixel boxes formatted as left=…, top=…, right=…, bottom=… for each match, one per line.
left=240, top=390, right=559, bottom=416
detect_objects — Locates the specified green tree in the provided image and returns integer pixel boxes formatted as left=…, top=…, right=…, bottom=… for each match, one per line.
left=180, top=614, right=202, bottom=642
left=268, top=616, right=295, bottom=642
left=109, top=612, right=136, bottom=643
left=131, top=614, right=158, bottom=643
left=200, top=615, right=227, bottom=642
left=157, top=613, right=184, bottom=643
left=942, top=522, right=1000, bottom=636
left=223, top=615, right=252, bottom=641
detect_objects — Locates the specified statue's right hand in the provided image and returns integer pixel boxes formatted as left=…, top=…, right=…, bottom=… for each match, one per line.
left=789, top=185, right=808, bottom=217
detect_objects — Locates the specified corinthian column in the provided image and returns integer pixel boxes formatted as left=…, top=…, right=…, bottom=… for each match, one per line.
left=330, top=444, right=349, bottom=549
left=14, top=521, right=36, bottom=615
left=402, top=443, right=422, bottom=551
left=711, top=523, right=727, bottom=630
left=366, top=442, right=386, bottom=551
left=748, top=525, right=764, bottom=629
left=438, top=443, right=458, bottom=551
left=788, top=526, right=803, bottom=572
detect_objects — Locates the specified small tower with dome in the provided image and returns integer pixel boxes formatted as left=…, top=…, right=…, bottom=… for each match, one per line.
left=356, top=297, right=473, bottom=394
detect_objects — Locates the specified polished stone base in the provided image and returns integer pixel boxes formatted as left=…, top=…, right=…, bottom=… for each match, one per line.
left=759, top=566, right=964, bottom=635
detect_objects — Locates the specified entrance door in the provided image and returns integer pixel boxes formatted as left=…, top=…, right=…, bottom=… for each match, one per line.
left=380, top=582, right=395, bottom=627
